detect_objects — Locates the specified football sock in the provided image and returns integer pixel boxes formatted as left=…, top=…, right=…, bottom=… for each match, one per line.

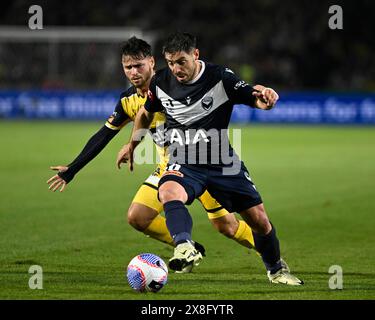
left=164, top=200, right=193, bottom=245
left=143, top=215, right=174, bottom=246
left=252, top=223, right=282, bottom=274
left=232, top=220, right=256, bottom=249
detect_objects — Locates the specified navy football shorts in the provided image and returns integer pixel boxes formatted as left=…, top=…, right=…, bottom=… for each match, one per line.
left=158, top=162, right=263, bottom=213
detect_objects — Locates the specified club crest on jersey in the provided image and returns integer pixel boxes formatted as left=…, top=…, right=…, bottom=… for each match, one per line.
left=202, top=96, right=213, bottom=110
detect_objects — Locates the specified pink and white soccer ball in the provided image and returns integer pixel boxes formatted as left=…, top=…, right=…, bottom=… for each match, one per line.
left=126, top=253, right=168, bottom=292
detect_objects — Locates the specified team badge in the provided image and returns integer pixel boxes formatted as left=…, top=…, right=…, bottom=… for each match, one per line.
left=202, top=96, right=213, bottom=110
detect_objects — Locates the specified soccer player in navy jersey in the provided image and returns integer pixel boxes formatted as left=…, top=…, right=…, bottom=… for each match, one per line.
left=47, top=36, right=263, bottom=273
left=117, top=32, right=303, bottom=285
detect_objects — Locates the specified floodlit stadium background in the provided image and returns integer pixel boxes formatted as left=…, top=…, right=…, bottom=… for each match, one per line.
left=0, top=0, right=374, bottom=300
left=0, top=1, right=374, bottom=123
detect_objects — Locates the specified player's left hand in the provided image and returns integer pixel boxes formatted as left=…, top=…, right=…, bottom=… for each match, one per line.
left=117, top=143, right=134, bottom=171
left=252, top=85, right=279, bottom=108
left=47, top=166, right=68, bottom=192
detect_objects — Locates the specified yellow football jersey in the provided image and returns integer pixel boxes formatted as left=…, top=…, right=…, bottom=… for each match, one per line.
left=105, top=86, right=169, bottom=167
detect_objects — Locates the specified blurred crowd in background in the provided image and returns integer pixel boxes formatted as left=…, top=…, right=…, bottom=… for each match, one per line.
left=0, top=0, right=373, bottom=91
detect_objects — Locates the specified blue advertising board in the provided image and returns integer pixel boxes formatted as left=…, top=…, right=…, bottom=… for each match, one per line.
left=1, top=90, right=375, bottom=124
left=231, top=92, right=375, bottom=124
left=0, top=90, right=120, bottom=120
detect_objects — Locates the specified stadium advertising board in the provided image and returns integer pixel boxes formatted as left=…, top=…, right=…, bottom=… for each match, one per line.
left=1, top=91, right=374, bottom=124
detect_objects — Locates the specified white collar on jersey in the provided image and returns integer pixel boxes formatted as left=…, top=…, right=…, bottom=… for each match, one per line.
left=185, top=60, right=205, bottom=85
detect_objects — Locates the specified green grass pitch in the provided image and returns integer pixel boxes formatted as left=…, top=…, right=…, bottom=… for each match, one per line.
left=0, top=121, right=374, bottom=300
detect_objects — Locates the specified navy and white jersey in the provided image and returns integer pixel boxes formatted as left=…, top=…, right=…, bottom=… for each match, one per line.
left=144, top=61, right=257, bottom=166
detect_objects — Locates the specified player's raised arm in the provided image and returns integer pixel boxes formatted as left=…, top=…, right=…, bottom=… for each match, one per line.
left=222, top=68, right=279, bottom=110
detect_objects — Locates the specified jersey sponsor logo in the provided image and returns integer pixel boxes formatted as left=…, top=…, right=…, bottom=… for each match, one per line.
left=201, top=96, right=213, bottom=110
left=170, top=129, right=209, bottom=145
left=186, top=96, right=191, bottom=105
left=161, top=98, right=175, bottom=109
left=234, top=80, right=249, bottom=90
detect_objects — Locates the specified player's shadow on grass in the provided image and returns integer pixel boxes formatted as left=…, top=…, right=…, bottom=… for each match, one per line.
left=13, top=259, right=40, bottom=265
left=157, top=287, right=332, bottom=296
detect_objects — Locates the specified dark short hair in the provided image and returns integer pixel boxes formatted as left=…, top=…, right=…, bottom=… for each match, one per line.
left=121, top=36, right=152, bottom=59
left=162, top=32, right=197, bottom=55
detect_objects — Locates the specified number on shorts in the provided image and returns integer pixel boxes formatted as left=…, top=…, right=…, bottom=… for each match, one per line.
left=167, top=163, right=181, bottom=171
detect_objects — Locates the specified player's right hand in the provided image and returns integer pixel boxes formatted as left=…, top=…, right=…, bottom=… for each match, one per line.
left=252, top=85, right=279, bottom=109
left=116, top=143, right=134, bottom=171
left=47, top=166, right=68, bottom=192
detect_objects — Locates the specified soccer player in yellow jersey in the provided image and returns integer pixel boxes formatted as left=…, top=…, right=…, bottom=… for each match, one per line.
left=47, top=37, right=256, bottom=270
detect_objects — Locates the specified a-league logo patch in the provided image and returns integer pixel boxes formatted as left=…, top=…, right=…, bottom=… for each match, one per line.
left=202, top=96, right=213, bottom=110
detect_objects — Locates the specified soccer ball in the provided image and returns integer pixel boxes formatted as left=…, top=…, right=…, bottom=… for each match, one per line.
left=126, top=253, right=168, bottom=293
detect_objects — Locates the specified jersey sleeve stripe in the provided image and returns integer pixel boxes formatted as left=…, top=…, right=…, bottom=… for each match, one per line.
left=105, top=122, right=122, bottom=130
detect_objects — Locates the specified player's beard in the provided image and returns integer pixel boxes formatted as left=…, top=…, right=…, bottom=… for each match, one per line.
left=176, top=69, right=192, bottom=83
left=132, top=67, right=153, bottom=89
left=180, top=61, right=199, bottom=83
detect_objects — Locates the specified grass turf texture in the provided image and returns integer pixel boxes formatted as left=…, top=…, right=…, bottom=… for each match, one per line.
left=0, top=120, right=374, bottom=300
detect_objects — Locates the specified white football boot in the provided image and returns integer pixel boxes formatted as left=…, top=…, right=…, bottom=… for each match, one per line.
left=169, top=240, right=203, bottom=272
left=267, top=260, right=304, bottom=286
left=280, top=258, right=290, bottom=272
left=176, top=241, right=206, bottom=273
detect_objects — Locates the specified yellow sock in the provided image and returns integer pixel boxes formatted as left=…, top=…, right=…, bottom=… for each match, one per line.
left=143, top=215, right=174, bottom=246
left=233, top=220, right=256, bottom=250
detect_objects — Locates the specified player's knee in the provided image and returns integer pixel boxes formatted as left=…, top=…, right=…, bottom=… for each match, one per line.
left=257, top=219, right=272, bottom=235
left=218, top=223, right=238, bottom=238
left=211, top=218, right=238, bottom=238
left=253, top=211, right=272, bottom=235
left=241, top=204, right=271, bottom=235
left=127, top=205, right=147, bottom=231
left=158, top=182, right=187, bottom=204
